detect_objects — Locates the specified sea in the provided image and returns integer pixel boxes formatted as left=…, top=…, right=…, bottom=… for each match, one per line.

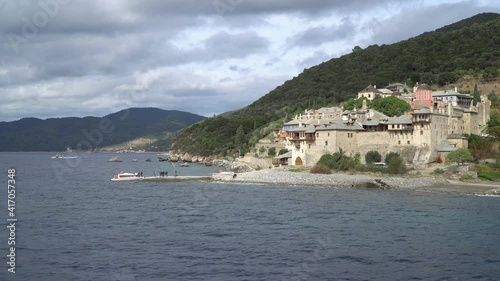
left=0, top=152, right=499, bottom=281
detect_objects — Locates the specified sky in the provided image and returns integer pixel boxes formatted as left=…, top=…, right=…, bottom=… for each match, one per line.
left=0, top=0, right=498, bottom=121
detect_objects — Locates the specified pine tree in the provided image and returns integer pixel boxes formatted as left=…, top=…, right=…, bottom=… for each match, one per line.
left=235, top=125, right=245, bottom=153
left=473, top=83, right=481, bottom=106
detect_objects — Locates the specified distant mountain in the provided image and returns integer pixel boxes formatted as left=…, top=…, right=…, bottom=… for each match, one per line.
left=171, top=13, right=500, bottom=157
left=0, top=108, right=206, bottom=151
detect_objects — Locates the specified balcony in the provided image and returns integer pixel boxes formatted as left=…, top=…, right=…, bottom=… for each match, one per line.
left=288, top=134, right=315, bottom=141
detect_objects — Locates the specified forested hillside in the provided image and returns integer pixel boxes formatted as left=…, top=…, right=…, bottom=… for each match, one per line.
left=172, top=13, right=500, bottom=157
left=0, top=108, right=206, bottom=151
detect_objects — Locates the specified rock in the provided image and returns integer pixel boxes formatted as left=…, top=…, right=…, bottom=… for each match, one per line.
left=107, top=156, right=122, bottom=162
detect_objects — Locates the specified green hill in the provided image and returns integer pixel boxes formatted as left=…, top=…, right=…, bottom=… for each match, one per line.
left=0, top=108, right=206, bottom=151
left=173, top=13, right=500, bottom=157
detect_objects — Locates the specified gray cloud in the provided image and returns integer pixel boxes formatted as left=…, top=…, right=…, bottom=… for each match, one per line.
left=0, top=0, right=498, bottom=121
left=202, top=31, right=270, bottom=59
left=288, top=17, right=356, bottom=47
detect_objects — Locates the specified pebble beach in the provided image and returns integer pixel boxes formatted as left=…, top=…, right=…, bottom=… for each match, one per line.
left=214, top=169, right=500, bottom=195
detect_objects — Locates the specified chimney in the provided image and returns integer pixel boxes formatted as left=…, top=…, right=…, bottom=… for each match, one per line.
left=374, top=85, right=377, bottom=89
left=454, top=86, right=458, bottom=92
left=362, top=99, right=367, bottom=111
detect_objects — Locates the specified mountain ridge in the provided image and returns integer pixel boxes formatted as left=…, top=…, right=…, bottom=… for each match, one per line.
left=0, top=107, right=206, bottom=151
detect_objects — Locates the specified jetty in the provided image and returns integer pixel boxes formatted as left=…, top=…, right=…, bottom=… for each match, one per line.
left=144, top=176, right=212, bottom=182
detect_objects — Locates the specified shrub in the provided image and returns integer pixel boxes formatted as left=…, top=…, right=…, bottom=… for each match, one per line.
left=259, top=147, right=266, bottom=153
left=268, top=147, right=276, bottom=157
left=385, top=152, right=400, bottom=165
left=318, top=154, right=336, bottom=169
left=460, top=174, right=475, bottom=181
left=310, top=164, right=332, bottom=174
left=433, top=168, right=445, bottom=174
left=278, top=148, right=289, bottom=155
left=386, top=156, right=407, bottom=174
left=353, top=152, right=361, bottom=165
left=365, top=151, right=382, bottom=164
left=445, top=148, right=473, bottom=165
left=318, top=150, right=355, bottom=171
left=478, top=172, right=500, bottom=181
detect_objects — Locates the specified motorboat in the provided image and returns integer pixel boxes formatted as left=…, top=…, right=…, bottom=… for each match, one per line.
left=111, top=171, right=144, bottom=181
left=51, top=153, right=78, bottom=159
left=180, top=162, right=189, bottom=167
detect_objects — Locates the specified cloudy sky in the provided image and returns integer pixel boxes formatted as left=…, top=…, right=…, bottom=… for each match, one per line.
left=0, top=0, right=498, bottom=121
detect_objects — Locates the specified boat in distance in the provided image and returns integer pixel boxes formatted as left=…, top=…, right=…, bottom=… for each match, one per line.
left=51, top=153, right=78, bottom=159
left=111, top=171, right=145, bottom=181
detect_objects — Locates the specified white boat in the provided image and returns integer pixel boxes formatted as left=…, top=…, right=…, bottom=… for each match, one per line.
left=180, top=162, right=189, bottom=167
left=111, top=171, right=144, bottom=181
left=51, top=153, right=78, bottom=159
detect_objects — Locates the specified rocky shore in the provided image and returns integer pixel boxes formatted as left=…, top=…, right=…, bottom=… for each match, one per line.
left=212, top=169, right=500, bottom=196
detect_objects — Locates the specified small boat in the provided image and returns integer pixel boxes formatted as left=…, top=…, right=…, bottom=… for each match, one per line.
left=51, top=153, right=78, bottom=159
left=145, top=158, right=152, bottom=162
left=180, top=162, right=189, bottom=167
left=158, top=157, right=169, bottom=162
left=111, top=171, right=144, bottom=181
left=132, top=159, right=138, bottom=162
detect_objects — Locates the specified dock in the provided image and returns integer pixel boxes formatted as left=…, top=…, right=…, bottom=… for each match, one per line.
left=144, top=176, right=213, bottom=182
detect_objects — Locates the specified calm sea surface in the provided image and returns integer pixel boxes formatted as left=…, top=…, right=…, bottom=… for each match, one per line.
left=0, top=152, right=499, bottom=281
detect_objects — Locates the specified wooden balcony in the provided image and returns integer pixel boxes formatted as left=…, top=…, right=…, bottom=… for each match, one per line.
left=288, top=135, right=316, bottom=141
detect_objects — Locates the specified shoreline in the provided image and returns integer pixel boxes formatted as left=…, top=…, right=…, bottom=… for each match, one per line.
left=212, top=169, right=500, bottom=196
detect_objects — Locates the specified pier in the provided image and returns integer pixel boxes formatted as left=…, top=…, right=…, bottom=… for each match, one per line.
left=144, top=176, right=213, bottom=182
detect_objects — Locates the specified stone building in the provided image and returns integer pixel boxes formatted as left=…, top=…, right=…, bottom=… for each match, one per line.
left=280, top=85, right=490, bottom=167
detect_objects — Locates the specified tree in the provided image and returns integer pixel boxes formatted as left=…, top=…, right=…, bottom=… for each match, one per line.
left=483, top=66, right=498, bottom=81
left=438, top=72, right=458, bottom=86
left=468, top=136, right=493, bottom=160
left=472, top=83, right=481, bottom=106
left=488, top=126, right=500, bottom=139
left=343, top=97, right=370, bottom=111
left=374, top=96, right=411, bottom=117
left=365, top=151, right=382, bottom=164
left=268, top=147, right=276, bottom=157
left=234, top=124, right=245, bottom=150
left=445, top=148, right=473, bottom=165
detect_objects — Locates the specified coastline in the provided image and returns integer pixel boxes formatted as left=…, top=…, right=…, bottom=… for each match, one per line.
left=212, top=169, right=500, bottom=196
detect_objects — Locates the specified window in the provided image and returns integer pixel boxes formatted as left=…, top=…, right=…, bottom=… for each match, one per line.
left=407, top=140, right=410, bottom=144
left=420, top=130, right=423, bottom=135
left=328, top=132, right=330, bottom=137
left=316, top=133, right=319, bottom=137
left=325, top=141, right=328, bottom=146
left=398, top=140, right=401, bottom=145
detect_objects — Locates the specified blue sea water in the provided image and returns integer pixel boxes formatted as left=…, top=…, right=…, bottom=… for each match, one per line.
left=0, top=152, right=499, bottom=281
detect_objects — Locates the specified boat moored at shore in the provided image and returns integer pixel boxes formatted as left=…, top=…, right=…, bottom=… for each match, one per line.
left=111, top=171, right=144, bottom=181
